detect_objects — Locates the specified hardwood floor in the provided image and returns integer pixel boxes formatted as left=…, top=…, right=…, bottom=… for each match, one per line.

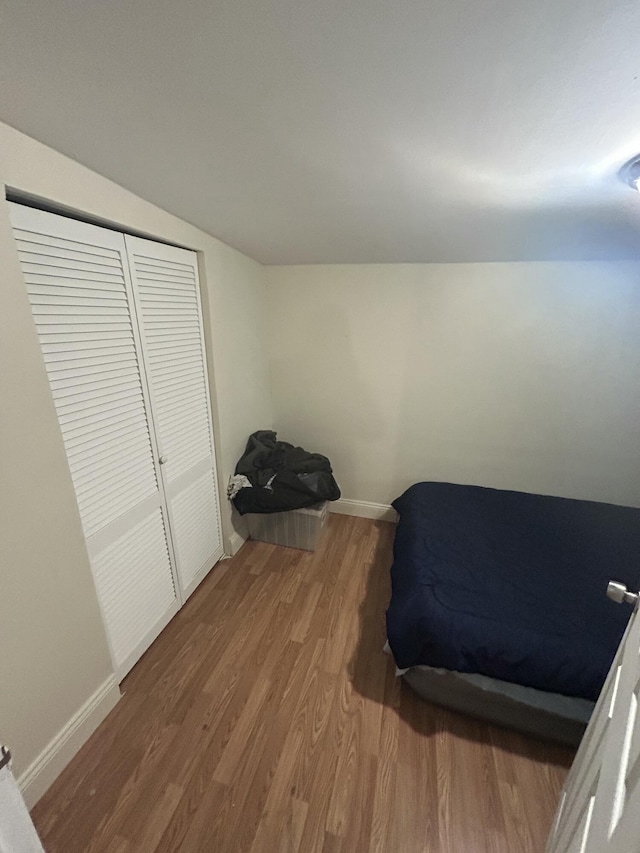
left=31, top=515, right=574, bottom=852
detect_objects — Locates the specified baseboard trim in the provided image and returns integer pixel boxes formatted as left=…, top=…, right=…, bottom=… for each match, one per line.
left=224, top=529, right=246, bottom=558
left=329, top=498, right=397, bottom=523
left=19, top=675, right=121, bottom=808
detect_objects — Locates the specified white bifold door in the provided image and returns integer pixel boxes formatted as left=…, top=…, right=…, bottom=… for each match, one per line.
left=10, top=204, right=223, bottom=679
left=546, top=585, right=640, bottom=853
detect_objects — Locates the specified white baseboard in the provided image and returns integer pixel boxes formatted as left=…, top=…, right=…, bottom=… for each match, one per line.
left=224, top=529, right=246, bottom=558
left=329, top=498, right=397, bottom=523
left=19, top=675, right=121, bottom=808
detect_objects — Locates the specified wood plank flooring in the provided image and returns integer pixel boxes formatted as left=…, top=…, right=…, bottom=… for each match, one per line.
left=31, top=515, right=574, bottom=852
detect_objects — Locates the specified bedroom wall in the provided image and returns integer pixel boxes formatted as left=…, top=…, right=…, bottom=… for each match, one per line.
left=265, top=262, right=640, bottom=510
left=0, top=122, right=273, bottom=796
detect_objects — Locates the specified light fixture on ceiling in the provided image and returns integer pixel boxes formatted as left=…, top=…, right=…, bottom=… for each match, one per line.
left=619, top=155, right=640, bottom=191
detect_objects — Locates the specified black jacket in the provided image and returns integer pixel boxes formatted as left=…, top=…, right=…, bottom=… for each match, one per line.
left=233, top=430, right=340, bottom=514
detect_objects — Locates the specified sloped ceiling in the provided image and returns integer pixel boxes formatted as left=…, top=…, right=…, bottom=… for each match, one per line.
left=2, top=0, right=640, bottom=263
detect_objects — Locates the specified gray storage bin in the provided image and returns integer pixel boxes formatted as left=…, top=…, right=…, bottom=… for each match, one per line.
left=246, top=501, right=328, bottom=551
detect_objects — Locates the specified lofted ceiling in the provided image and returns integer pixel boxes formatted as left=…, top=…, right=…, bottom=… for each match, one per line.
left=2, top=0, right=640, bottom=264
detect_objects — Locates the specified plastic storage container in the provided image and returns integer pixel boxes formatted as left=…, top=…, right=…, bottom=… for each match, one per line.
left=246, top=501, right=328, bottom=551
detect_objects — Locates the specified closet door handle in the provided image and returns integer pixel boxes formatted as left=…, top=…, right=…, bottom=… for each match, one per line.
left=607, top=580, right=639, bottom=607
left=158, top=455, right=168, bottom=465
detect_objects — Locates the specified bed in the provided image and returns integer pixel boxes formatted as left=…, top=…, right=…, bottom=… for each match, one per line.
left=386, top=482, right=640, bottom=744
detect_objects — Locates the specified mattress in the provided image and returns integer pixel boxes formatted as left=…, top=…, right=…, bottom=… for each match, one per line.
left=386, top=482, right=640, bottom=702
left=384, top=639, right=593, bottom=744
left=402, top=666, right=593, bottom=746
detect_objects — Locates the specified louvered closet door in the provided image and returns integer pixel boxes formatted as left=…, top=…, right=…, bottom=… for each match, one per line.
left=125, top=235, right=223, bottom=598
left=9, top=204, right=179, bottom=679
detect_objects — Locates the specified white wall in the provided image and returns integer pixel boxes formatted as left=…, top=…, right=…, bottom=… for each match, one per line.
left=0, top=123, right=273, bottom=792
left=265, top=263, right=640, bottom=509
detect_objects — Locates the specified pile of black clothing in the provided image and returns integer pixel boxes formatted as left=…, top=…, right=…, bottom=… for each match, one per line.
left=231, top=430, right=341, bottom=515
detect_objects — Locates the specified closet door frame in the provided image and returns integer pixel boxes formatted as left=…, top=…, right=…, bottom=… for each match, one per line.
left=124, top=235, right=224, bottom=600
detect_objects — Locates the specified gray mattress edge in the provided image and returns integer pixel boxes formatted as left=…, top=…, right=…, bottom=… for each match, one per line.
left=402, top=665, right=594, bottom=746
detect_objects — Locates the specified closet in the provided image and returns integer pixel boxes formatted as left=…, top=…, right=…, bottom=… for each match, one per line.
left=9, top=203, right=223, bottom=680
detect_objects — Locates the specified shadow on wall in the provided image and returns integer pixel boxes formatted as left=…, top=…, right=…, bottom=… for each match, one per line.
left=387, top=274, right=538, bottom=498
left=389, top=262, right=640, bottom=505
left=269, top=304, right=384, bottom=500
left=412, top=199, right=640, bottom=264
left=347, top=517, right=575, bottom=765
left=229, top=503, right=249, bottom=549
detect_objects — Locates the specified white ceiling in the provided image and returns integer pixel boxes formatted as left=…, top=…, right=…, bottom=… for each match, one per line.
left=2, top=0, right=640, bottom=264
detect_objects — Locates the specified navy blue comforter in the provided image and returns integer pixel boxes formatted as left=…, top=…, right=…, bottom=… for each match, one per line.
left=386, top=483, right=640, bottom=701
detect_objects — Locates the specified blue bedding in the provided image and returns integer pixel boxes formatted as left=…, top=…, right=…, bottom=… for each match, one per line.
left=386, top=483, right=640, bottom=701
